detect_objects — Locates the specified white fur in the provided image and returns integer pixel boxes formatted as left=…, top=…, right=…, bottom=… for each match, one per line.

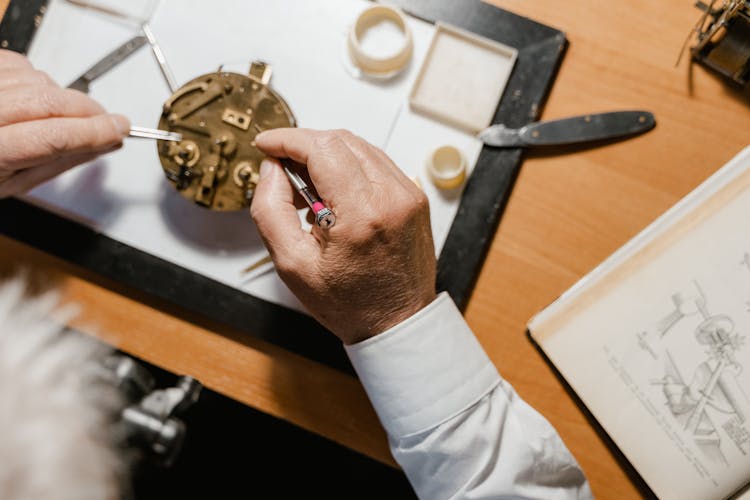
left=0, top=280, right=123, bottom=500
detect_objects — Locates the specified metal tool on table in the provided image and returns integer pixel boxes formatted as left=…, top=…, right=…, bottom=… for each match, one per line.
left=67, top=34, right=148, bottom=93
left=95, top=354, right=202, bottom=467
left=65, top=0, right=143, bottom=24
left=64, top=1, right=177, bottom=92
left=478, top=111, right=656, bottom=148
left=141, top=22, right=179, bottom=93
left=681, top=0, right=750, bottom=86
left=129, top=126, right=183, bottom=142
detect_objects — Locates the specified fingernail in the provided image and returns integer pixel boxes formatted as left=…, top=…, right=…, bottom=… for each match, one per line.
left=255, top=131, right=267, bottom=142
left=260, top=159, right=274, bottom=179
left=110, top=114, right=130, bottom=137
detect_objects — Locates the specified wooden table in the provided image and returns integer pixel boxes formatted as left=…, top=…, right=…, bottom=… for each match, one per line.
left=1, top=1, right=749, bottom=498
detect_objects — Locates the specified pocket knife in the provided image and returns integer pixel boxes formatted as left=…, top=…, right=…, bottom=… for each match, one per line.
left=478, top=111, right=656, bottom=148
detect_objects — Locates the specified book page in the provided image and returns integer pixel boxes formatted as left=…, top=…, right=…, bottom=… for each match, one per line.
left=532, top=147, right=750, bottom=500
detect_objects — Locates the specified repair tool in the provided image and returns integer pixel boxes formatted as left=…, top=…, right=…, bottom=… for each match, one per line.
left=142, top=22, right=178, bottom=93
left=282, top=160, right=336, bottom=229
left=241, top=254, right=274, bottom=276
left=129, top=126, right=183, bottom=142
left=96, top=354, right=201, bottom=467
left=64, top=0, right=143, bottom=24
left=478, top=111, right=656, bottom=148
left=681, top=0, right=749, bottom=85
left=67, top=34, right=148, bottom=93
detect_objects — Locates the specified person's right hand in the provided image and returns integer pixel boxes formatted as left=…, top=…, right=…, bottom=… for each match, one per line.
left=0, top=49, right=130, bottom=198
left=252, top=128, right=437, bottom=345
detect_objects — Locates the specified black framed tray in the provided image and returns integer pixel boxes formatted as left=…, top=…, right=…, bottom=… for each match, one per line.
left=0, top=0, right=566, bottom=374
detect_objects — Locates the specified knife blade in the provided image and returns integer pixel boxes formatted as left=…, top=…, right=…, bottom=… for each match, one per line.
left=478, top=111, right=656, bottom=148
left=67, top=34, right=148, bottom=93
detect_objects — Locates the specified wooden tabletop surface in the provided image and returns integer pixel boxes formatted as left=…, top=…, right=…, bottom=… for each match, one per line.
left=2, top=0, right=749, bottom=498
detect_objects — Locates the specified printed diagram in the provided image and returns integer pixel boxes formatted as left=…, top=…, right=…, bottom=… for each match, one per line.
left=646, top=281, right=750, bottom=466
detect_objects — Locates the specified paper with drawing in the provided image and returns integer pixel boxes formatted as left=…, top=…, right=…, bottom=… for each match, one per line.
left=533, top=148, right=750, bottom=499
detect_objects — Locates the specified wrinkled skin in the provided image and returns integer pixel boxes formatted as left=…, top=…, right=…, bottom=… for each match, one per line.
left=0, top=50, right=129, bottom=198
left=252, top=128, right=437, bottom=345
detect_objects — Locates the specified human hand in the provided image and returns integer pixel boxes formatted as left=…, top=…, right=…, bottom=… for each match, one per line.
left=252, top=128, right=437, bottom=345
left=0, top=50, right=130, bottom=197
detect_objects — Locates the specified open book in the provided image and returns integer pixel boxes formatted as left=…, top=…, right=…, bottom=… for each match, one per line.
left=528, top=146, right=750, bottom=500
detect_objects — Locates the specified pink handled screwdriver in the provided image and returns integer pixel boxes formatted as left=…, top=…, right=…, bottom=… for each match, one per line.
left=281, top=159, right=336, bottom=229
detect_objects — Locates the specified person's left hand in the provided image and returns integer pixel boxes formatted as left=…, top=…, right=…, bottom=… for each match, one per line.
left=0, top=50, right=130, bottom=198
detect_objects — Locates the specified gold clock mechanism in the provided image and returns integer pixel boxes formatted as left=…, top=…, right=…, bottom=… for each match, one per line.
left=157, top=61, right=296, bottom=211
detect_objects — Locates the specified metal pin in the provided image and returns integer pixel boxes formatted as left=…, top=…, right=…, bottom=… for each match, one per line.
left=65, top=0, right=142, bottom=24
left=241, top=254, right=274, bottom=275
left=142, top=22, right=178, bottom=93
left=129, top=126, right=182, bottom=142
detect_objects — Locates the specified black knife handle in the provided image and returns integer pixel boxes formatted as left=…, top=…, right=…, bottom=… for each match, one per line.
left=518, top=111, right=656, bottom=146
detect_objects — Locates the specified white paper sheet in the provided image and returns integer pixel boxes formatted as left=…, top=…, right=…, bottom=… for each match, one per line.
left=25, top=0, right=485, bottom=313
left=529, top=147, right=750, bottom=500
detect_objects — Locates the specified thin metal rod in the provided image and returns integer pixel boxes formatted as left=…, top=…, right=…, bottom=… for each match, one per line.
left=129, top=126, right=182, bottom=142
left=141, top=22, right=178, bottom=93
left=65, top=0, right=142, bottom=24
left=241, top=254, right=274, bottom=275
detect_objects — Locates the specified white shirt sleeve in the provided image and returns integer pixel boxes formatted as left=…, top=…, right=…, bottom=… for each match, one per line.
left=345, top=292, right=593, bottom=500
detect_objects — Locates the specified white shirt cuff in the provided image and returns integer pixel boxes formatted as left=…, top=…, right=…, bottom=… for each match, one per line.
left=344, top=291, right=501, bottom=438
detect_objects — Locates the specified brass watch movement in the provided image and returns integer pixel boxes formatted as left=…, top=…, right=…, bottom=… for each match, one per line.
left=157, top=61, right=296, bottom=211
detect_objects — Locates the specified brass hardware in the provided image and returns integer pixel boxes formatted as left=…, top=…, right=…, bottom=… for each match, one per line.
left=233, top=161, right=259, bottom=188
left=157, top=63, right=296, bottom=211
left=248, top=61, right=273, bottom=85
left=222, top=108, right=252, bottom=131
left=171, top=140, right=200, bottom=168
